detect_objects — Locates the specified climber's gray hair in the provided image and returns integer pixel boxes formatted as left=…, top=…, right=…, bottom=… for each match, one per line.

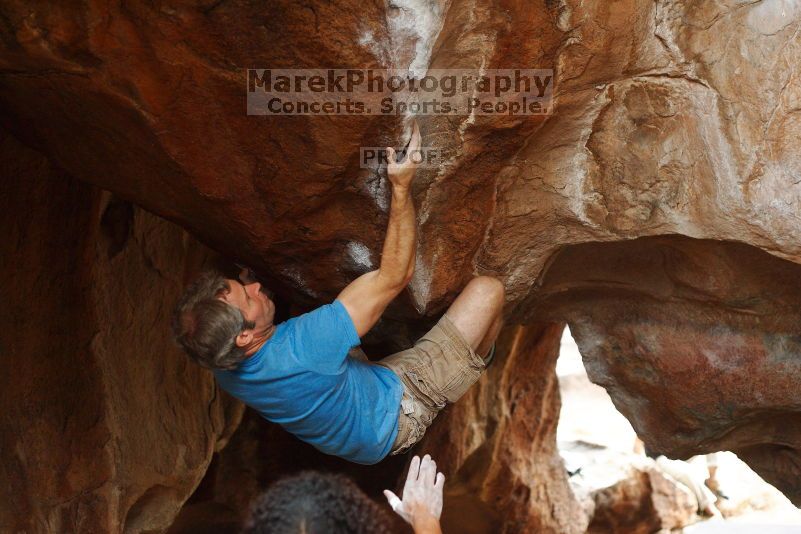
left=172, top=271, right=255, bottom=370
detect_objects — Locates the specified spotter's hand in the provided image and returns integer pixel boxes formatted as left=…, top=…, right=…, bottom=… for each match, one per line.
left=386, top=120, right=422, bottom=190
left=384, top=454, right=445, bottom=528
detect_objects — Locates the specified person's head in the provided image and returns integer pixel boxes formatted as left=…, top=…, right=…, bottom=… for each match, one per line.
left=243, top=471, right=395, bottom=534
left=172, top=270, right=276, bottom=370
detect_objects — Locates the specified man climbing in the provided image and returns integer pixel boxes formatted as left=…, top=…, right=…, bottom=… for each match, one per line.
left=172, top=121, right=505, bottom=464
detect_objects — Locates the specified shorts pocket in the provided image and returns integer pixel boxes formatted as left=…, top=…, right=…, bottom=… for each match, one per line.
left=440, top=365, right=482, bottom=403
left=404, top=366, right=448, bottom=410
left=407, top=336, right=482, bottom=404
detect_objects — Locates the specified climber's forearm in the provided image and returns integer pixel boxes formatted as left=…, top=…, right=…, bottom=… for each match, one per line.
left=376, top=184, right=416, bottom=290
left=337, top=184, right=417, bottom=336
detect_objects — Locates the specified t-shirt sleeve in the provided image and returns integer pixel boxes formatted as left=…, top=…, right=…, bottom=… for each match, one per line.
left=288, top=299, right=361, bottom=375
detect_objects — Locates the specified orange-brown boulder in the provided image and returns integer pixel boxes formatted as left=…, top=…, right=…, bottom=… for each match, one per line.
left=0, top=131, right=243, bottom=532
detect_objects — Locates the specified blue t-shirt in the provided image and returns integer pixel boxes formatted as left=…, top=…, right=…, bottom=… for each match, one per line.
left=213, top=300, right=403, bottom=464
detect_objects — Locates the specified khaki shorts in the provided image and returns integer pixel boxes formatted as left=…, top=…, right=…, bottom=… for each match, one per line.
left=377, top=314, right=487, bottom=455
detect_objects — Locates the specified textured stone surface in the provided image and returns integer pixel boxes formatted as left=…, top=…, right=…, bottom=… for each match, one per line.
left=1, top=3, right=799, bottom=300
left=1, top=0, right=801, bottom=525
left=417, top=323, right=587, bottom=534
left=585, top=461, right=698, bottom=534
left=532, top=236, right=801, bottom=504
left=0, top=130, right=243, bottom=532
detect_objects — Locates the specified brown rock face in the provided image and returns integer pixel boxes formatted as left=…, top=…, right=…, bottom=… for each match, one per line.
left=2, top=0, right=801, bottom=528
left=418, top=324, right=587, bottom=534
left=586, top=464, right=697, bottom=534
left=534, top=236, right=801, bottom=504
left=0, top=131, right=242, bottom=532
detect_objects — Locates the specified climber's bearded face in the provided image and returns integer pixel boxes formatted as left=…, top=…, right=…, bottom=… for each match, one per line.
left=220, top=279, right=276, bottom=337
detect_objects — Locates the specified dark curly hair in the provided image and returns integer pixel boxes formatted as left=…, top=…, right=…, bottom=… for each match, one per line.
left=242, top=471, right=396, bottom=534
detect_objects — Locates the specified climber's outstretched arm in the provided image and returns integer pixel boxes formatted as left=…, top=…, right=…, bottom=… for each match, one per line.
left=338, top=122, right=420, bottom=337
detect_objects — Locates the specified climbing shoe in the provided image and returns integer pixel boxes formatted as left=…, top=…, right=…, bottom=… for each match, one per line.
left=482, top=342, right=496, bottom=368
